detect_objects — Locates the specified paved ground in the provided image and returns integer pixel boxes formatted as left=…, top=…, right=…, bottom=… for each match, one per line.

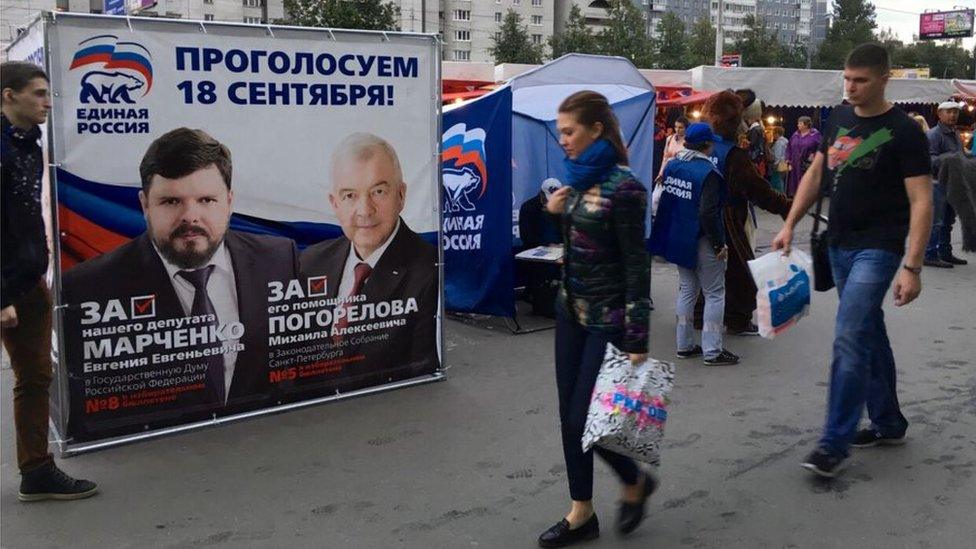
left=2, top=211, right=975, bottom=548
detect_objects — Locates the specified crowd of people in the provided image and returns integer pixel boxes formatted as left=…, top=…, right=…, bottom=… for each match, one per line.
left=533, top=43, right=971, bottom=547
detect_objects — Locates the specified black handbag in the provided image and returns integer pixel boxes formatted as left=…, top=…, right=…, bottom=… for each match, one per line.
left=809, top=180, right=834, bottom=292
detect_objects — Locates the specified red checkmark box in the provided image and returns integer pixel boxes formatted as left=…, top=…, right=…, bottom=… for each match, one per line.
left=130, top=295, right=156, bottom=318
left=307, top=276, right=328, bottom=297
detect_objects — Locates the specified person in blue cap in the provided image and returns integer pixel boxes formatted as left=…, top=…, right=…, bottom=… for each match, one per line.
left=649, top=122, right=740, bottom=365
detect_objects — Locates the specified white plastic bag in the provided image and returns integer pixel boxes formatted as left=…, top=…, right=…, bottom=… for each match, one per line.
left=582, top=344, right=674, bottom=467
left=748, top=249, right=813, bottom=339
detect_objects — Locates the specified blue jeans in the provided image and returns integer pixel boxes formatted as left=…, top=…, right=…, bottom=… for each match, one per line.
left=925, top=182, right=955, bottom=260
left=820, top=247, right=908, bottom=458
left=676, top=238, right=726, bottom=359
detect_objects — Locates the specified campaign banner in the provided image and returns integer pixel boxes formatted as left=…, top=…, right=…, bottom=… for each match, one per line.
left=48, top=15, right=441, bottom=443
left=441, top=89, right=514, bottom=316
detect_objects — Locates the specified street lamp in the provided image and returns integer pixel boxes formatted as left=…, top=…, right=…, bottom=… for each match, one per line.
left=714, top=0, right=725, bottom=67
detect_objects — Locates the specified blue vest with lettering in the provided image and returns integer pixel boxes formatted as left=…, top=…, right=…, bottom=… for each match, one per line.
left=709, top=135, right=735, bottom=175
left=648, top=155, right=722, bottom=269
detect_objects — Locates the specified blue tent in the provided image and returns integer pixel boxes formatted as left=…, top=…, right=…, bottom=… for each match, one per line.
left=443, top=54, right=656, bottom=317
left=509, top=54, right=657, bottom=226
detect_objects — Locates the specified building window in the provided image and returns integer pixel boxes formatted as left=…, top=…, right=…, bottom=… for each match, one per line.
left=243, top=0, right=262, bottom=6
left=531, top=34, right=542, bottom=44
left=203, top=0, right=213, bottom=4
left=454, top=50, right=471, bottom=61
left=532, top=0, right=542, bottom=5
left=455, top=30, right=471, bottom=41
left=454, top=10, right=470, bottom=21
left=495, top=12, right=502, bottom=22
left=204, top=14, right=214, bottom=20
left=531, top=15, right=542, bottom=25
left=243, top=16, right=262, bottom=24
left=513, top=0, right=520, bottom=5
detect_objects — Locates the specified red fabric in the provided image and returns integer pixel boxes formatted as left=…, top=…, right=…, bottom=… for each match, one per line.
left=333, top=263, right=373, bottom=343
left=58, top=205, right=131, bottom=271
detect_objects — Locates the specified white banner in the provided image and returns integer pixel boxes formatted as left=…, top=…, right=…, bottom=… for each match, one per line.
left=51, top=17, right=439, bottom=231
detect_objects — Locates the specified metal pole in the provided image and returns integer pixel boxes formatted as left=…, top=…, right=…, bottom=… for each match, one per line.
left=714, top=0, right=724, bottom=66
left=421, top=0, right=426, bottom=33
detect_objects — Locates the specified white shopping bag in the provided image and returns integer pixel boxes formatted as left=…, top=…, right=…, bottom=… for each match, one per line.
left=748, top=249, right=813, bottom=339
left=582, top=344, right=674, bottom=467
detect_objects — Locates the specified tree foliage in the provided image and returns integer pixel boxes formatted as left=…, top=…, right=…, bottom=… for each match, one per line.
left=548, top=4, right=600, bottom=59
left=814, top=0, right=877, bottom=69
left=283, top=0, right=400, bottom=31
left=732, top=14, right=806, bottom=68
left=685, top=17, right=717, bottom=67
left=490, top=9, right=545, bottom=64
left=597, top=0, right=654, bottom=68
left=651, top=11, right=687, bottom=69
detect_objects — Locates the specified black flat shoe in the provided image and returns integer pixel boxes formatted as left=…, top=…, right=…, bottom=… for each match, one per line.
left=617, top=472, right=658, bottom=535
left=538, top=514, right=599, bottom=548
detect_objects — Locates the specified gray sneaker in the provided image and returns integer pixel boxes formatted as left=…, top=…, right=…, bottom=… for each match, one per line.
left=850, top=429, right=906, bottom=448
left=19, top=462, right=98, bottom=502
left=703, top=349, right=740, bottom=366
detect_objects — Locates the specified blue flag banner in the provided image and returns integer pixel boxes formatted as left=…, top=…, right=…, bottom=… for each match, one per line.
left=442, top=88, right=515, bottom=316
left=104, top=0, right=125, bottom=15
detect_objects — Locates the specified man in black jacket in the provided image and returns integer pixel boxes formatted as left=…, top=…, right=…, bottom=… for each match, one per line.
left=924, top=101, right=968, bottom=268
left=2, top=61, right=98, bottom=501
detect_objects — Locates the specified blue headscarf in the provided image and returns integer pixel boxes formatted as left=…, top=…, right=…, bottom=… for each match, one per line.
left=563, top=138, right=619, bottom=192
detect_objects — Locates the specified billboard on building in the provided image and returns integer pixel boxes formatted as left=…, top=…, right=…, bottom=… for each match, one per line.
left=919, top=9, right=974, bottom=40
left=720, top=54, right=742, bottom=68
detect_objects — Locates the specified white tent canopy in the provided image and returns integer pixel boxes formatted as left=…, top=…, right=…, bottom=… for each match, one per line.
left=953, top=79, right=976, bottom=99
left=691, top=65, right=841, bottom=107
left=690, top=65, right=965, bottom=107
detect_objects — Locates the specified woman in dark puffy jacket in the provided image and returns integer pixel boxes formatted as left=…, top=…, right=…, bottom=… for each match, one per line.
left=537, top=91, right=655, bottom=548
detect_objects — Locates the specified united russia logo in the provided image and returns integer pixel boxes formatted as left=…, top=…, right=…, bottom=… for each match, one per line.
left=441, top=123, right=488, bottom=213
left=70, top=35, right=153, bottom=104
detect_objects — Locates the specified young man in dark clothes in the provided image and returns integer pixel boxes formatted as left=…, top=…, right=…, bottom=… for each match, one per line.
left=772, top=44, right=933, bottom=478
left=2, top=61, right=98, bottom=500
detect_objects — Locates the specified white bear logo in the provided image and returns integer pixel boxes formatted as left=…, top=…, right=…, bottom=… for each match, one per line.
left=80, top=71, right=145, bottom=104
left=442, top=167, right=482, bottom=212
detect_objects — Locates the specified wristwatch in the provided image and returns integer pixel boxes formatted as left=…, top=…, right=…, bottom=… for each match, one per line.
left=902, top=264, right=922, bottom=275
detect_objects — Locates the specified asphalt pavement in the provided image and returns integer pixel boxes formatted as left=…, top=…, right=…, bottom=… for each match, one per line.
left=2, top=211, right=974, bottom=548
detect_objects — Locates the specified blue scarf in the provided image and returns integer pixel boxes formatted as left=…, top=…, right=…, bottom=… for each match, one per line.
left=563, top=138, right=619, bottom=192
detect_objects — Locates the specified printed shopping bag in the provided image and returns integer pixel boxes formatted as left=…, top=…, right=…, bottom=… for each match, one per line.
left=582, top=344, right=675, bottom=466
left=748, top=249, right=813, bottom=339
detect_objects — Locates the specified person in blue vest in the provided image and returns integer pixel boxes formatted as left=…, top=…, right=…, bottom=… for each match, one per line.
left=649, top=123, right=740, bottom=365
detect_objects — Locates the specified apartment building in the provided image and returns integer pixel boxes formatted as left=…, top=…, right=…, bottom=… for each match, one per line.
left=429, top=0, right=556, bottom=63
left=2, top=0, right=285, bottom=52
left=648, top=0, right=827, bottom=46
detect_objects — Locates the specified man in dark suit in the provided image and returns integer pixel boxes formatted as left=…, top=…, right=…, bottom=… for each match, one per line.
left=299, top=132, right=439, bottom=394
left=61, top=128, right=298, bottom=441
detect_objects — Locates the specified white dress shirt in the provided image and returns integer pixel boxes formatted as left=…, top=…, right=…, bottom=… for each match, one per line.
left=337, top=220, right=401, bottom=298
left=156, top=242, right=240, bottom=402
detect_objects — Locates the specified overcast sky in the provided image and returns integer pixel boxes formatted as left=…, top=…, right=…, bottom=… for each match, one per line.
left=872, top=0, right=976, bottom=49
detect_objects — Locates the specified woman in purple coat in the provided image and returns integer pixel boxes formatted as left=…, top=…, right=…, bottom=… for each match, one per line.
left=785, top=116, right=821, bottom=196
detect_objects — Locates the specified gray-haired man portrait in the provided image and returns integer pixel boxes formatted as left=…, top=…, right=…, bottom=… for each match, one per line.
left=299, top=132, right=439, bottom=390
